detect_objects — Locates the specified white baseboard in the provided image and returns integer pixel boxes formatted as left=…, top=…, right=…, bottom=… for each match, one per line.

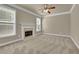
left=44, top=33, right=70, bottom=38
left=44, top=33, right=79, bottom=49
left=0, top=39, right=22, bottom=47
left=0, top=33, right=79, bottom=50
left=70, top=36, right=79, bottom=49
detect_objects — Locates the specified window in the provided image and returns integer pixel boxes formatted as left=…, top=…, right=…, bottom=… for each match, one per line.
left=36, top=18, right=41, bottom=32
left=0, top=5, right=16, bottom=38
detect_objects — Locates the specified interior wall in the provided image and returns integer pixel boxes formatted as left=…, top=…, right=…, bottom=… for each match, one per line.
left=16, top=11, right=36, bottom=25
left=71, top=5, right=79, bottom=48
left=16, top=10, right=37, bottom=38
left=43, top=14, right=70, bottom=35
left=16, top=10, right=42, bottom=35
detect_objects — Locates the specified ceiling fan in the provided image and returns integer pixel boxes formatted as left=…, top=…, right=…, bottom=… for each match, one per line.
left=38, top=4, right=55, bottom=15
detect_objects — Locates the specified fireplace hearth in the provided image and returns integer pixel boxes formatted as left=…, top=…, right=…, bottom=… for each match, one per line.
left=25, top=31, right=32, bottom=37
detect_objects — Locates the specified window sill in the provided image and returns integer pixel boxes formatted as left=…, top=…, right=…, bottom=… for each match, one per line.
left=0, top=33, right=16, bottom=38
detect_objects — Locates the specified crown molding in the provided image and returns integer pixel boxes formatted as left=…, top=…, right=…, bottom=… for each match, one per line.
left=44, top=11, right=71, bottom=17
left=70, top=4, right=76, bottom=13
left=7, top=4, right=41, bottom=17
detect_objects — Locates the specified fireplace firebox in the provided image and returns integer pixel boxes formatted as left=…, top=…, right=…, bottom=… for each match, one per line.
left=25, top=31, right=32, bottom=37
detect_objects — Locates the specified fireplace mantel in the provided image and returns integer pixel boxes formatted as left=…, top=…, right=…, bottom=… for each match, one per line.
left=21, top=24, right=35, bottom=39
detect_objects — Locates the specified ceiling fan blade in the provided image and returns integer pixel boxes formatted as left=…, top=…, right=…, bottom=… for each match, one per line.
left=50, top=7, right=55, bottom=9
left=48, top=11, right=51, bottom=14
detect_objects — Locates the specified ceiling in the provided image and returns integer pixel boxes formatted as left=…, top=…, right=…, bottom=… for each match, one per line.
left=17, top=4, right=72, bottom=16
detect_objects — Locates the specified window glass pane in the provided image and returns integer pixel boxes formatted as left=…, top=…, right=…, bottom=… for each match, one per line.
left=0, top=6, right=15, bottom=22
left=36, top=18, right=41, bottom=32
left=0, top=5, right=16, bottom=38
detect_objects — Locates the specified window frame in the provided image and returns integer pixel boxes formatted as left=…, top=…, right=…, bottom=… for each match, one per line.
left=36, top=17, right=41, bottom=32
left=0, top=5, right=16, bottom=38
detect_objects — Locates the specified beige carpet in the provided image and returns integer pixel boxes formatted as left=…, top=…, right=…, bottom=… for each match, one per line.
left=0, top=34, right=79, bottom=54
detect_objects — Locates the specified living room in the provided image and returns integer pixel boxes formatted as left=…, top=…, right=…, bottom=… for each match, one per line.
left=0, top=4, right=79, bottom=54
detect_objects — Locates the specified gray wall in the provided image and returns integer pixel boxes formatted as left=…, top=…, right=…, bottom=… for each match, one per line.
left=16, top=11, right=36, bottom=25
left=71, top=5, right=79, bottom=47
left=16, top=10, right=36, bottom=37
left=43, top=14, right=70, bottom=35
left=16, top=10, right=42, bottom=34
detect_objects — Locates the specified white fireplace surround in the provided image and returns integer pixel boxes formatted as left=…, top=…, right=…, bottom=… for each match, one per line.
left=21, top=24, right=35, bottom=39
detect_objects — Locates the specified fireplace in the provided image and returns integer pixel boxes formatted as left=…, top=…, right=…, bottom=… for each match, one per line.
left=25, top=31, right=33, bottom=37
left=21, top=24, right=35, bottom=39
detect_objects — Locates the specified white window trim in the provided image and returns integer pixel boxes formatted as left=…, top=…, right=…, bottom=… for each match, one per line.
left=0, top=5, right=16, bottom=38
left=36, top=18, right=41, bottom=32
